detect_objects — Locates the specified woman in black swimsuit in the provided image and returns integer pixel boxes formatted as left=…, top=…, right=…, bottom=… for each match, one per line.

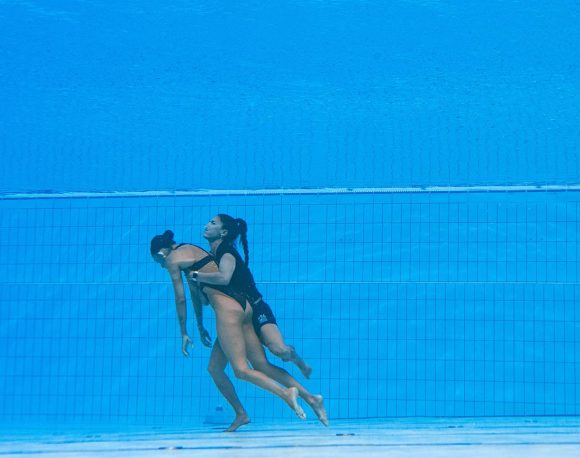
left=150, top=230, right=308, bottom=427
left=191, top=214, right=327, bottom=431
left=208, top=216, right=311, bottom=377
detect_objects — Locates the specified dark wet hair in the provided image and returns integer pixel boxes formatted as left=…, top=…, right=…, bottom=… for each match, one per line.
left=150, top=230, right=175, bottom=256
left=218, top=214, right=249, bottom=266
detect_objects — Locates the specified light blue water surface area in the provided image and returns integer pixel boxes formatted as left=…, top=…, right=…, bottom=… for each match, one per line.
left=0, top=0, right=578, bottom=191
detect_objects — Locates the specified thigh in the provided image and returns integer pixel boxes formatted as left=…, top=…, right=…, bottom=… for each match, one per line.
left=243, top=306, right=270, bottom=368
left=259, top=324, right=286, bottom=348
left=209, top=292, right=249, bottom=369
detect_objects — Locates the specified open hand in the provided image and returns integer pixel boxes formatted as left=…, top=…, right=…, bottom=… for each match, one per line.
left=199, top=328, right=213, bottom=348
left=181, top=335, right=193, bottom=357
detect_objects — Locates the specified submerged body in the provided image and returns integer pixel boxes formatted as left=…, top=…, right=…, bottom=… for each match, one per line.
left=191, top=215, right=327, bottom=430
left=151, top=227, right=327, bottom=431
left=151, top=232, right=307, bottom=426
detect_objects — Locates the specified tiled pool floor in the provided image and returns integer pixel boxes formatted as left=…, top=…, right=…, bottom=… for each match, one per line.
left=1, top=417, right=579, bottom=457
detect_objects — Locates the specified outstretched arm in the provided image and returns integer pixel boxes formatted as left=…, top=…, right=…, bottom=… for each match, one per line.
left=186, top=278, right=212, bottom=347
left=168, top=267, right=193, bottom=357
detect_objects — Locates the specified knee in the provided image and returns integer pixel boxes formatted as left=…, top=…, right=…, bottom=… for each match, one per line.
left=268, top=343, right=294, bottom=361
left=232, top=366, right=252, bottom=381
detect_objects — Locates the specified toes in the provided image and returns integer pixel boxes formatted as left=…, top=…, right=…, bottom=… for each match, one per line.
left=295, top=405, right=307, bottom=420
left=312, top=395, right=329, bottom=426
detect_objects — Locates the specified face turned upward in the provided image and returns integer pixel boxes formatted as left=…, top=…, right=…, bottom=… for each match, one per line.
left=204, top=215, right=228, bottom=242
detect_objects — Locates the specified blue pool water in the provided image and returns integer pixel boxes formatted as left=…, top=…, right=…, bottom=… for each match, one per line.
left=0, top=1, right=578, bottom=192
left=0, top=0, right=579, bottom=429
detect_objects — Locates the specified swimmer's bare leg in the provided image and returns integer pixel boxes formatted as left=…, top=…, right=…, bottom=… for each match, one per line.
left=214, top=300, right=307, bottom=421
left=248, top=343, right=327, bottom=425
left=288, top=346, right=313, bottom=379
left=208, top=340, right=251, bottom=432
left=260, top=324, right=313, bottom=378
left=255, top=362, right=326, bottom=425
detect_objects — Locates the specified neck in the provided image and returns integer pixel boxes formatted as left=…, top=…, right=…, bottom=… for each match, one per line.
left=210, top=239, right=223, bottom=254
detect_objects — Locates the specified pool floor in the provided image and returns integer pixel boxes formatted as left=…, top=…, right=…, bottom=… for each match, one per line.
left=1, top=417, right=579, bottom=457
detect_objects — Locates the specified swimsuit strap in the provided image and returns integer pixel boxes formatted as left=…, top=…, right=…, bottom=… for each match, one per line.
left=184, top=255, right=214, bottom=273
left=173, top=243, right=215, bottom=273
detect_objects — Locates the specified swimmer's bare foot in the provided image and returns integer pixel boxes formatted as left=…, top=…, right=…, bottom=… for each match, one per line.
left=284, top=387, right=306, bottom=420
left=298, top=361, right=312, bottom=379
left=308, top=395, right=328, bottom=426
left=224, top=413, right=250, bottom=432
